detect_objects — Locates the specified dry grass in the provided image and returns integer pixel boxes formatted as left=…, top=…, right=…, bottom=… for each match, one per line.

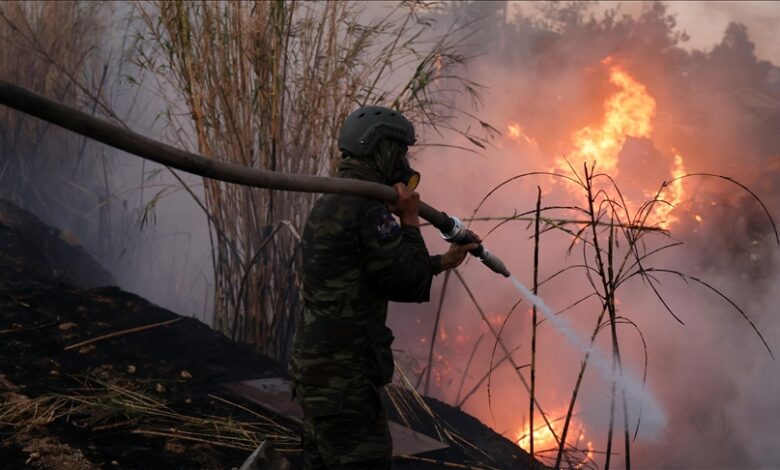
left=0, top=377, right=299, bottom=453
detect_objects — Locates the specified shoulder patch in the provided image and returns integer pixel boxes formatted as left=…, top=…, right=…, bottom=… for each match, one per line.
left=372, top=208, right=402, bottom=241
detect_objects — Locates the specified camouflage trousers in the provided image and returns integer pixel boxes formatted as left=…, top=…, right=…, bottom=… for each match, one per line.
left=295, top=378, right=392, bottom=470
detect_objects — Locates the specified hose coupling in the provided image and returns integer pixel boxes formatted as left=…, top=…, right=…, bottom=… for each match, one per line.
left=441, top=216, right=468, bottom=244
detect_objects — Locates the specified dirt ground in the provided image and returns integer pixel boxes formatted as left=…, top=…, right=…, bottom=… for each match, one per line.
left=0, top=200, right=542, bottom=469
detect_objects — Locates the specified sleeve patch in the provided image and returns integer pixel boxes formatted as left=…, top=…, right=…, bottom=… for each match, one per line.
left=374, top=211, right=402, bottom=241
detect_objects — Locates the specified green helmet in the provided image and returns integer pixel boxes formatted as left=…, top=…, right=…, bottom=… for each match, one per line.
left=338, top=106, right=416, bottom=158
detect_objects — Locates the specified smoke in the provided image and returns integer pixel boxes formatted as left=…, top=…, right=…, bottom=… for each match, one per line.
left=662, top=1, right=780, bottom=63
left=72, top=2, right=777, bottom=466
left=0, top=2, right=215, bottom=322
left=387, top=1, right=780, bottom=467
left=4, top=1, right=779, bottom=467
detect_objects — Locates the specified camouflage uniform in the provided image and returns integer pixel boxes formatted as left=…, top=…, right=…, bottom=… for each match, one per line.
left=290, top=140, right=442, bottom=469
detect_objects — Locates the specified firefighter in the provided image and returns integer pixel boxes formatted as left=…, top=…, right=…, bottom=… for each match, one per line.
left=289, top=106, right=478, bottom=469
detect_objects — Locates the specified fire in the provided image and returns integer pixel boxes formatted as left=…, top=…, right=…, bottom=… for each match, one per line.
left=561, top=62, right=655, bottom=175
left=485, top=314, right=506, bottom=328
left=455, top=325, right=467, bottom=344
left=439, top=326, right=448, bottom=342
left=508, top=123, right=521, bottom=139
left=516, top=421, right=558, bottom=451
left=506, top=122, right=538, bottom=147
left=546, top=59, right=688, bottom=228
left=515, top=414, right=595, bottom=466
left=646, top=152, right=687, bottom=229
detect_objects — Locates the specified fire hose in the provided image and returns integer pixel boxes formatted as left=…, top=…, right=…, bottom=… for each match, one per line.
left=0, top=79, right=510, bottom=277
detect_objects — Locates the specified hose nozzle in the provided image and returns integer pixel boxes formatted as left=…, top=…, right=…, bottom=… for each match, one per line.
left=475, top=248, right=511, bottom=278
left=440, top=216, right=511, bottom=277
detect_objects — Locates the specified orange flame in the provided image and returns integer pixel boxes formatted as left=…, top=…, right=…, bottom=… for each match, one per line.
left=560, top=63, right=655, bottom=175
left=516, top=414, right=595, bottom=466
left=649, top=152, right=686, bottom=228
left=550, top=61, right=687, bottom=229
left=507, top=122, right=539, bottom=147
left=516, top=422, right=558, bottom=451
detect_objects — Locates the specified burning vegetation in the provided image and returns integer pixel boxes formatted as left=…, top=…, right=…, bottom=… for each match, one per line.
left=2, top=1, right=780, bottom=469
left=391, top=3, right=780, bottom=469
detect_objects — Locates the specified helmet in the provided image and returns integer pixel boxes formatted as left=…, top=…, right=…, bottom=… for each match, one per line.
left=338, top=106, right=416, bottom=158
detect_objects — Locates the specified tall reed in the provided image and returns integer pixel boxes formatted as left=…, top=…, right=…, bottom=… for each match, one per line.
left=449, top=163, right=777, bottom=469
left=0, top=2, right=106, bottom=229
left=133, top=1, right=491, bottom=360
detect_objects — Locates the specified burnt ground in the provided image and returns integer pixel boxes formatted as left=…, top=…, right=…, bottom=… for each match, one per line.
left=0, top=200, right=543, bottom=470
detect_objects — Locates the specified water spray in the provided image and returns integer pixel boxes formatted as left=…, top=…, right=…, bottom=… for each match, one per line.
left=0, top=79, right=510, bottom=277
left=508, top=276, right=667, bottom=438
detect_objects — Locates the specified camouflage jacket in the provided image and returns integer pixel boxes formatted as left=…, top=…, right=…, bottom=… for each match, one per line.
left=289, top=160, right=442, bottom=389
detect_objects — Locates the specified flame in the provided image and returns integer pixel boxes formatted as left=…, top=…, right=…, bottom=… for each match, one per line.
left=560, top=63, right=655, bottom=175
left=484, top=314, right=506, bottom=329
left=515, top=413, right=595, bottom=466
left=516, top=422, right=558, bottom=452
left=439, top=326, right=448, bottom=342
left=455, top=325, right=467, bottom=344
left=508, top=123, right=521, bottom=139
left=548, top=61, right=687, bottom=229
left=647, top=152, right=687, bottom=229
left=507, top=122, right=538, bottom=147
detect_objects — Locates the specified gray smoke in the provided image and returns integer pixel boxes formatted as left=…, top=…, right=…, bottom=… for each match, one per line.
left=4, top=2, right=779, bottom=467
left=387, top=2, right=780, bottom=468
